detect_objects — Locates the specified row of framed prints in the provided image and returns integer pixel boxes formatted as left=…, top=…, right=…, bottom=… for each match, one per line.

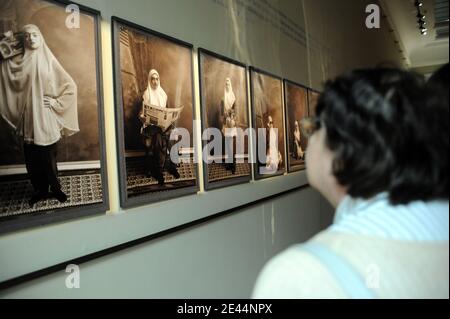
left=0, top=0, right=321, bottom=232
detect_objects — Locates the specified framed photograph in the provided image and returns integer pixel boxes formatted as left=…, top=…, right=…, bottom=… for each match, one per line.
left=0, top=0, right=108, bottom=234
left=250, top=67, right=286, bottom=180
left=284, top=80, right=309, bottom=173
left=308, top=88, right=321, bottom=116
left=198, top=48, right=251, bottom=190
left=112, top=17, right=198, bottom=208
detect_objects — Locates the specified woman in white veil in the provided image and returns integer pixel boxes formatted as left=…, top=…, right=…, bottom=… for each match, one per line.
left=142, top=69, right=168, bottom=108
left=293, top=120, right=304, bottom=160
left=139, top=69, right=179, bottom=185
left=0, top=24, right=79, bottom=205
left=265, top=115, right=282, bottom=173
left=221, top=77, right=237, bottom=174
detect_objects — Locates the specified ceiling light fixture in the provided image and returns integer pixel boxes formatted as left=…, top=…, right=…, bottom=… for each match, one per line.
left=414, top=1, right=428, bottom=36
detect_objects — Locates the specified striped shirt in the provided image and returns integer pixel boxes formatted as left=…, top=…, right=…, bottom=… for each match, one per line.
left=331, top=193, right=449, bottom=242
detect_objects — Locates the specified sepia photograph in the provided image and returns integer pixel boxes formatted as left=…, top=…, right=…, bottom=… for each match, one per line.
left=308, top=89, right=320, bottom=116
left=284, top=80, right=309, bottom=172
left=198, top=49, right=251, bottom=190
left=250, top=67, right=286, bottom=180
left=112, top=17, right=198, bottom=208
left=0, top=0, right=108, bottom=233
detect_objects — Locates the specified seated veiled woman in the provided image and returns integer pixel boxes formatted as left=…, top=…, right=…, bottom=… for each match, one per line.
left=139, top=69, right=179, bottom=185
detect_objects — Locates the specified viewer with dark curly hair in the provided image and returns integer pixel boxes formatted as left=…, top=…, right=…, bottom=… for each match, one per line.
left=253, top=68, right=449, bottom=299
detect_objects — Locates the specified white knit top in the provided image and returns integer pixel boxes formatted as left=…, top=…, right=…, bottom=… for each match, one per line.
left=252, top=193, right=449, bottom=299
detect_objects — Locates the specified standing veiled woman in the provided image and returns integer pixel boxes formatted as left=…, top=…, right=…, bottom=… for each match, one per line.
left=293, top=120, right=304, bottom=160
left=221, top=77, right=237, bottom=174
left=265, top=115, right=282, bottom=174
left=0, top=24, right=79, bottom=205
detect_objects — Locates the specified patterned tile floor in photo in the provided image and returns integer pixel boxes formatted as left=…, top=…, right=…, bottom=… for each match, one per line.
left=126, top=157, right=197, bottom=196
left=0, top=173, right=103, bottom=218
left=289, top=155, right=306, bottom=170
left=208, top=161, right=251, bottom=182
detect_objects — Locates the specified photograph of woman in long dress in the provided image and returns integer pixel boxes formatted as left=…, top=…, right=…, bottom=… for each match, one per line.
left=0, top=0, right=107, bottom=231
left=221, top=77, right=238, bottom=174
left=308, top=89, right=320, bottom=116
left=198, top=49, right=251, bottom=190
left=250, top=68, right=286, bottom=179
left=1, top=24, right=79, bottom=205
left=265, top=115, right=283, bottom=173
left=284, top=80, right=309, bottom=172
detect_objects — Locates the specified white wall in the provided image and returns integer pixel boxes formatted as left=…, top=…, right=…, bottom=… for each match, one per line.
left=1, top=188, right=323, bottom=298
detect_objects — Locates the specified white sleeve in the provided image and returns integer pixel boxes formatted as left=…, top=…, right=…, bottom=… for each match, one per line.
left=252, top=246, right=347, bottom=299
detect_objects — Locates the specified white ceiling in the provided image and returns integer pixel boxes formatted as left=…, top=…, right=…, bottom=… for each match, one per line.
left=380, top=0, right=449, bottom=68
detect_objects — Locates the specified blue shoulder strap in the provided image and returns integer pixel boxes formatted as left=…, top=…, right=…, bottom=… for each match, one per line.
left=302, top=242, right=376, bottom=299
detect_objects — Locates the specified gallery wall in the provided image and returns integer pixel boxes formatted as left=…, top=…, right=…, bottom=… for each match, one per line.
left=0, top=0, right=404, bottom=298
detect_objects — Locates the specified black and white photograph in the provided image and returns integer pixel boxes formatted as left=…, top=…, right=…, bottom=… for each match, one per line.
left=308, top=89, right=320, bottom=116
left=198, top=49, right=251, bottom=190
left=250, top=68, right=286, bottom=180
left=284, top=80, right=309, bottom=172
left=0, top=0, right=108, bottom=233
left=112, top=17, right=198, bottom=208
